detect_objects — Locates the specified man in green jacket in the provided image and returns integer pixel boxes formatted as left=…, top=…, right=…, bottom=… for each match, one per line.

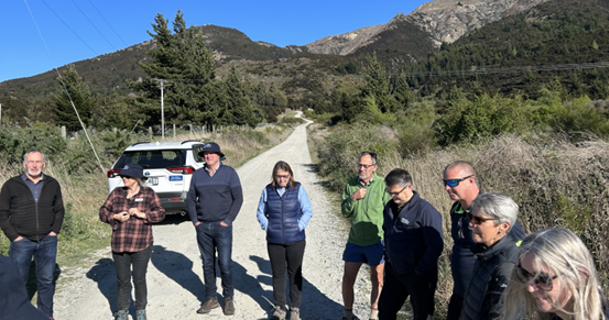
left=341, top=151, right=392, bottom=320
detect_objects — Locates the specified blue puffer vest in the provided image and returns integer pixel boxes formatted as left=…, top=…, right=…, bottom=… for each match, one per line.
left=265, top=182, right=305, bottom=245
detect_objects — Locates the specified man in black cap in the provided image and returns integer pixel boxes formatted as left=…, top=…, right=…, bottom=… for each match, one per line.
left=187, top=142, right=243, bottom=316
left=0, top=253, right=49, bottom=320
left=0, top=149, right=64, bottom=320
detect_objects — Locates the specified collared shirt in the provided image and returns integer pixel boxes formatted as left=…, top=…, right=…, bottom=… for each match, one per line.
left=358, top=175, right=373, bottom=187
left=21, top=173, right=44, bottom=201
left=99, top=186, right=165, bottom=253
left=204, top=162, right=221, bottom=177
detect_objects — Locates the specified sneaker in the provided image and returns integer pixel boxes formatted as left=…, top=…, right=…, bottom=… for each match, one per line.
left=289, top=307, right=300, bottom=320
left=271, top=306, right=286, bottom=320
left=116, top=310, right=129, bottom=320
left=224, top=297, right=235, bottom=316
left=136, top=309, right=147, bottom=320
left=197, top=298, right=219, bottom=314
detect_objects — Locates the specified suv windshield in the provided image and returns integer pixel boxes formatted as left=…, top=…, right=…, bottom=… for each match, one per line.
left=113, top=150, right=186, bottom=169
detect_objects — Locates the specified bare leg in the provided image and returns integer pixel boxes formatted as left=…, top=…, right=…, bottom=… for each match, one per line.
left=369, top=262, right=384, bottom=309
left=342, top=262, right=363, bottom=311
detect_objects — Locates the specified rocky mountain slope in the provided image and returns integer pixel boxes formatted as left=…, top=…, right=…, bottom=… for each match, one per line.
left=305, top=0, right=551, bottom=55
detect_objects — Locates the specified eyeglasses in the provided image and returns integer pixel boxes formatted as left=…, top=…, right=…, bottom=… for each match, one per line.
left=386, top=185, right=408, bottom=197
left=357, top=163, right=376, bottom=169
left=443, top=175, right=474, bottom=187
left=466, top=212, right=497, bottom=225
left=120, top=176, right=133, bottom=180
left=514, top=264, right=559, bottom=291
left=276, top=174, right=290, bottom=180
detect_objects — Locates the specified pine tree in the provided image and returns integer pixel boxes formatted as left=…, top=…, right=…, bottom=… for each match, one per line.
left=360, top=53, right=398, bottom=114
left=52, top=66, right=96, bottom=131
left=129, top=10, right=218, bottom=129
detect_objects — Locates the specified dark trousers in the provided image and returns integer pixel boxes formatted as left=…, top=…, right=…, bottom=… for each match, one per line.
left=446, top=293, right=464, bottom=320
left=267, top=240, right=306, bottom=309
left=196, top=222, right=233, bottom=299
left=378, top=262, right=438, bottom=320
left=9, top=235, right=58, bottom=318
left=112, top=245, right=152, bottom=311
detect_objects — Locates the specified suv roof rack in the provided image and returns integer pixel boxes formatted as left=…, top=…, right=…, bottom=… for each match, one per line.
left=131, top=142, right=151, bottom=146
left=181, top=140, right=201, bottom=145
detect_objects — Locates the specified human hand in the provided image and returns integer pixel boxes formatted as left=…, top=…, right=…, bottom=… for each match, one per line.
left=49, top=232, right=57, bottom=236
left=114, top=212, right=130, bottom=223
left=351, top=188, right=367, bottom=200
left=13, top=235, right=24, bottom=242
left=129, top=208, right=146, bottom=219
left=194, top=221, right=201, bottom=227
left=220, top=221, right=228, bottom=227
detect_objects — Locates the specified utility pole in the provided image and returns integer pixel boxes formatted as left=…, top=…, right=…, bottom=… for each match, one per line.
left=160, top=79, right=165, bottom=140
left=0, top=103, right=2, bottom=126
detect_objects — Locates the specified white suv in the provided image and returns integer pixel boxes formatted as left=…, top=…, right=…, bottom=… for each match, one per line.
left=107, top=140, right=206, bottom=215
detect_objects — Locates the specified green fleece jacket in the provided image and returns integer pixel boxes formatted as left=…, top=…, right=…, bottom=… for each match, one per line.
left=341, top=172, right=391, bottom=246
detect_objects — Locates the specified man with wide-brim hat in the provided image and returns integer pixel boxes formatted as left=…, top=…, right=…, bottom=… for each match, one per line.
left=188, top=141, right=243, bottom=316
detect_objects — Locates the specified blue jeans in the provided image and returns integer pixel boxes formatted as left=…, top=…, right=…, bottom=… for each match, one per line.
left=196, top=222, right=233, bottom=299
left=10, top=234, right=58, bottom=318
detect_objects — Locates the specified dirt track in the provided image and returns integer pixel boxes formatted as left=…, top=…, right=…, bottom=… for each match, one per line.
left=54, top=118, right=373, bottom=319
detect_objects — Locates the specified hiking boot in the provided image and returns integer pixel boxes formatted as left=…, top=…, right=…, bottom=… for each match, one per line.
left=116, top=310, right=129, bottom=320
left=136, top=309, right=147, bottom=320
left=271, top=306, right=286, bottom=320
left=197, top=298, right=219, bottom=314
left=224, top=297, right=235, bottom=316
left=289, top=307, right=300, bottom=320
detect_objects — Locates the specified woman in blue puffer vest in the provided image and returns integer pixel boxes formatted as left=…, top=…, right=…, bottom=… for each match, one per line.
left=257, top=161, right=313, bottom=320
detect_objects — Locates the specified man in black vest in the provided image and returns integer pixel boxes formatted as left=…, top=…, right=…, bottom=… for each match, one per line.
left=0, top=149, right=65, bottom=320
left=443, top=161, right=525, bottom=320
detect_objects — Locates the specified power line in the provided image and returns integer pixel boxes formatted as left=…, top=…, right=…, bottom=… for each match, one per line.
left=69, top=0, right=116, bottom=51
left=39, top=0, right=98, bottom=55
left=24, top=0, right=105, bottom=173
left=86, top=0, right=128, bottom=47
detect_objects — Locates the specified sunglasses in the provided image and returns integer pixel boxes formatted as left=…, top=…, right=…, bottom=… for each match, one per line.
left=386, top=185, right=408, bottom=197
left=514, top=264, right=559, bottom=291
left=466, top=212, right=497, bottom=225
left=443, top=175, right=474, bottom=188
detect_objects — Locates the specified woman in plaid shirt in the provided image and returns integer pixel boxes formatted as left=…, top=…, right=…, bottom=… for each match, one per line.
left=99, top=164, right=165, bottom=320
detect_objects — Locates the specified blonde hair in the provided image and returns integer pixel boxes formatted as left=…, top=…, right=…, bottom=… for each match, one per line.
left=502, top=228, right=607, bottom=320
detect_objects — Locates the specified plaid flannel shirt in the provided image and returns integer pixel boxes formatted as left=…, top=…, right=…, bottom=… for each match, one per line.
left=99, top=186, right=165, bottom=253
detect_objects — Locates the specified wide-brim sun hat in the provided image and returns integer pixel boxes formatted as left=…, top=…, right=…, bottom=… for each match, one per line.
left=198, top=142, right=226, bottom=158
left=119, top=163, right=145, bottom=178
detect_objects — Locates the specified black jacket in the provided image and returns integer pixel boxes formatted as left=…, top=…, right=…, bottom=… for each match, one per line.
left=460, top=235, right=518, bottom=320
left=383, top=192, right=444, bottom=276
left=0, top=174, right=64, bottom=241
left=0, top=254, right=49, bottom=319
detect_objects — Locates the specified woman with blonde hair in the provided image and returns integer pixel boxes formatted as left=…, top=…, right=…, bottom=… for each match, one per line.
left=502, top=228, right=609, bottom=320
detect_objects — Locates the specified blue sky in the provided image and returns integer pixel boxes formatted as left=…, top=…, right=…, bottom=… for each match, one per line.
left=1, top=0, right=429, bottom=82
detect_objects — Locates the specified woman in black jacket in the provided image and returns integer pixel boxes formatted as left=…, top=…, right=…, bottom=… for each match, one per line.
left=459, top=193, right=519, bottom=320
left=256, top=161, right=313, bottom=320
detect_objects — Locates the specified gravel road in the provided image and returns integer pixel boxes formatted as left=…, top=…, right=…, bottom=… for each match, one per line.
left=53, top=118, right=372, bottom=319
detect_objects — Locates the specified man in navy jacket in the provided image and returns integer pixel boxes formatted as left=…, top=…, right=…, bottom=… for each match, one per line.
left=379, top=169, right=443, bottom=320
left=187, top=142, right=243, bottom=316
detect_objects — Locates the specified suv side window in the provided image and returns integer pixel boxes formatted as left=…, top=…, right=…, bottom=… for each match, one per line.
left=192, top=144, right=205, bottom=163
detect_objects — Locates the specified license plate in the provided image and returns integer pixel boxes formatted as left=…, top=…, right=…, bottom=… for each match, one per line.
left=146, top=177, right=159, bottom=186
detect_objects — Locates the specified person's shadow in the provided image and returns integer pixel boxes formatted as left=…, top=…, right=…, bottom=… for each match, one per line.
left=26, top=262, right=62, bottom=301
left=249, top=255, right=344, bottom=319
left=86, top=258, right=130, bottom=316
left=150, top=245, right=206, bottom=304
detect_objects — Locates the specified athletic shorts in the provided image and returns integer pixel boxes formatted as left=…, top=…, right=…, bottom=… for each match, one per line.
left=342, top=241, right=385, bottom=266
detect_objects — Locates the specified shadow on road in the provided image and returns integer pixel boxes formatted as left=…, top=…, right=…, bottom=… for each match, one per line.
left=250, top=255, right=343, bottom=319
left=150, top=245, right=206, bottom=304
left=86, top=258, right=120, bottom=314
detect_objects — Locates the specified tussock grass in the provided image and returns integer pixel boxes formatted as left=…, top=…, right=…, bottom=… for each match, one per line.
left=310, top=124, right=609, bottom=318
